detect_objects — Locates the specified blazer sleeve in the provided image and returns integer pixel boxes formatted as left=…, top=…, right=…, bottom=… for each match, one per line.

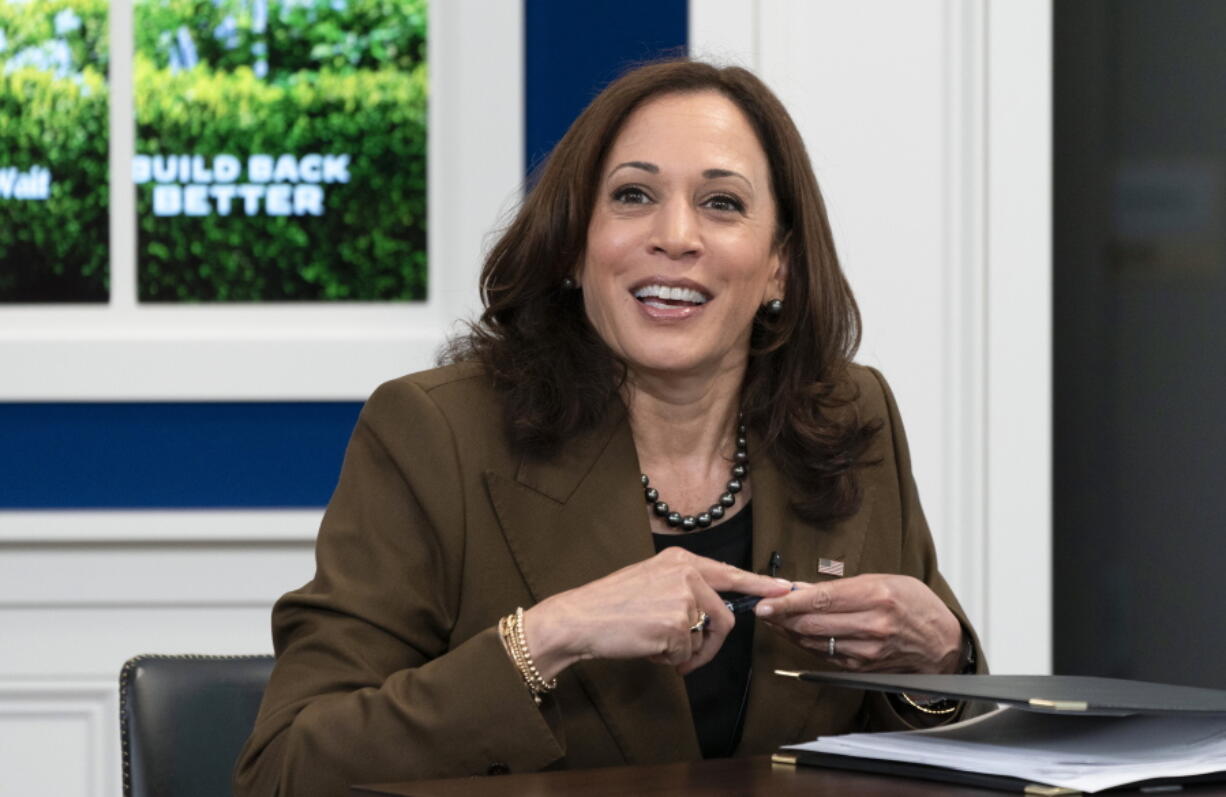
left=859, top=366, right=990, bottom=732
left=233, top=378, right=565, bottom=796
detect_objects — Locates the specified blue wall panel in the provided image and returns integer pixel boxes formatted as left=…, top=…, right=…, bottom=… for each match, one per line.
left=1, top=1, right=687, bottom=511
left=524, top=0, right=687, bottom=172
left=0, top=402, right=362, bottom=509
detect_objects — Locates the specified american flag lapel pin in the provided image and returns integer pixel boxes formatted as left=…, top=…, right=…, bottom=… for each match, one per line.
left=817, top=558, right=845, bottom=577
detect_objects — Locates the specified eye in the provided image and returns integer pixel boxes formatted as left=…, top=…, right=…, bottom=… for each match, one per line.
left=611, top=185, right=653, bottom=205
left=704, top=193, right=745, bottom=213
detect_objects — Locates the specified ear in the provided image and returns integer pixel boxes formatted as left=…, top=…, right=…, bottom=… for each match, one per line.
left=766, top=246, right=788, bottom=303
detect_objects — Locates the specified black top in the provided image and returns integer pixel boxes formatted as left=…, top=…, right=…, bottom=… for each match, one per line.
left=652, top=503, right=754, bottom=758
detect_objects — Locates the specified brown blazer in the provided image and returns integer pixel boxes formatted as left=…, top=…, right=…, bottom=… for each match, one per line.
left=233, top=361, right=983, bottom=796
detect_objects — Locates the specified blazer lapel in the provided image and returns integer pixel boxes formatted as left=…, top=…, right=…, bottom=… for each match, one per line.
left=484, top=402, right=700, bottom=764
left=737, top=443, right=876, bottom=753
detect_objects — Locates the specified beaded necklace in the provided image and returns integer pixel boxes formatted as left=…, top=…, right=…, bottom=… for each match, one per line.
left=641, top=418, right=748, bottom=533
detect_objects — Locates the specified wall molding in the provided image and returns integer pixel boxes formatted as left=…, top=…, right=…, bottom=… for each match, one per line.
left=983, top=0, right=1054, bottom=674
left=0, top=510, right=322, bottom=544
left=0, top=680, right=119, bottom=797
left=937, top=0, right=989, bottom=657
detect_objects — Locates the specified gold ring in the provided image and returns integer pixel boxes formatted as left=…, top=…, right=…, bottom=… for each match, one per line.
left=689, top=611, right=710, bottom=633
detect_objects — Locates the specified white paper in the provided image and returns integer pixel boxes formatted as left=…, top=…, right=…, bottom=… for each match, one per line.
left=784, top=707, right=1226, bottom=792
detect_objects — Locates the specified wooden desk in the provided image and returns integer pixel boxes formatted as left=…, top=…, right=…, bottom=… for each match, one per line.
left=353, top=754, right=1226, bottom=796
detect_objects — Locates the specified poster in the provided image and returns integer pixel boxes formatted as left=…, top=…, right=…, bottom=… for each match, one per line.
left=0, top=0, right=109, bottom=303
left=2, top=0, right=524, bottom=404
left=133, top=0, right=427, bottom=301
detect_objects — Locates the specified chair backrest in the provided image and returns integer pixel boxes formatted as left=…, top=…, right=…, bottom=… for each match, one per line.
left=119, top=654, right=275, bottom=797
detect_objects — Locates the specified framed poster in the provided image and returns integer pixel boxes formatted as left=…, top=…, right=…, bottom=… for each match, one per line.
left=0, top=0, right=521, bottom=400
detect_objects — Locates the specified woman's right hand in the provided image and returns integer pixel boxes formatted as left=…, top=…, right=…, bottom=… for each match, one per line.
left=521, top=547, right=792, bottom=680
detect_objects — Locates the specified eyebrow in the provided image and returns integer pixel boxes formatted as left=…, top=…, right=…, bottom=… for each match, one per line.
left=608, top=162, right=753, bottom=185
left=610, top=161, right=659, bottom=175
left=702, top=168, right=749, bottom=182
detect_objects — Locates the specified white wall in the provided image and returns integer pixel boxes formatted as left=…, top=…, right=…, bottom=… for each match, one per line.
left=692, top=0, right=1052, bottom=674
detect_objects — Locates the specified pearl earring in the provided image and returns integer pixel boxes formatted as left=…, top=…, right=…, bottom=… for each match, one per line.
left=764, top=298, right=783, bottom=316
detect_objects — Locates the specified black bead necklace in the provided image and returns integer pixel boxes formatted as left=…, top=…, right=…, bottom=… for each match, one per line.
left=641, top=419, right=748, bottom=533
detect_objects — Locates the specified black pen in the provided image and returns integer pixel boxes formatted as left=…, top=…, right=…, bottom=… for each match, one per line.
left=698, top=587, right=795, bottom=630
left=723, top=584, right=797, bottom=615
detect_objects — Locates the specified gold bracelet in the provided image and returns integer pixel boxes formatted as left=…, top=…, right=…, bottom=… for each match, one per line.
left=499, top=608, right=557, bottom=704
left=514, top=607, right=558, bottom=694
left=898, top=691, right=958, bottom=716
left=511, top=609, right=556, bottom=699
left=499, top=614, right=537, bottom=703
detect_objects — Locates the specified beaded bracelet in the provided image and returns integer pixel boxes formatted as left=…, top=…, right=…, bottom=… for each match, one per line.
left=499, top=607, right=557, bottom=704
left=507, top=609, right=557, bottom=701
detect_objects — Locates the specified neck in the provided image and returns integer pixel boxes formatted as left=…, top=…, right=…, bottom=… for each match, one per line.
left=622, top=360, right=745, bottom=480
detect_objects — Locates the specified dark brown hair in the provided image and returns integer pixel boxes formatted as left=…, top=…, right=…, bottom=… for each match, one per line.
left=445, top=59, right=880, bottom=525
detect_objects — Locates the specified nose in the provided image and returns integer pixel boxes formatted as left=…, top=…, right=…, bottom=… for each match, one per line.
left=649, top=198, right=702, bottom=260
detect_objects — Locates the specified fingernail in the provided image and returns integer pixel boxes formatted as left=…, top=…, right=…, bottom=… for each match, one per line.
left=774, top=578, right=792, bottom=585
left=755, top=603, right=773, bottom=617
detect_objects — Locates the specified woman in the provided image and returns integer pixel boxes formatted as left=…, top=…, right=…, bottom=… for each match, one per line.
left=234, top=59, right=982, bottom=795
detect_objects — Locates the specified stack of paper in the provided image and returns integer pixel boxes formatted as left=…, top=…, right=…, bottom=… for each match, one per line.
left=785, top=706, right=1226, bottom=793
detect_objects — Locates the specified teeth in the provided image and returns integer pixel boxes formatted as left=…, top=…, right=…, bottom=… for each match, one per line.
left=633, top=284, right=708, bottom=305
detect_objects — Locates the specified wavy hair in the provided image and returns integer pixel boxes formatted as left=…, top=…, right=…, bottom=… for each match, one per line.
left=444, top=59, right=880, bottom=524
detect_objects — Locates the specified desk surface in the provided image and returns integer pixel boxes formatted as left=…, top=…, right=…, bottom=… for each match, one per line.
left=350, top=756, right=959, bottom=796
left=352, top=754, right=1226, bottom=796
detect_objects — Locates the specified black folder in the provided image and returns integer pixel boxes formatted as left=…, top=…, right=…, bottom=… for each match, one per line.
left=772, top=671, right=1226, bottom=795
left=776, top=670, right=1226, bottom=715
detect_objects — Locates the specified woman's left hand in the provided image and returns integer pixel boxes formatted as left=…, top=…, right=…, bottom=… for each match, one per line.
left=753, top=574, right=964, bottom=673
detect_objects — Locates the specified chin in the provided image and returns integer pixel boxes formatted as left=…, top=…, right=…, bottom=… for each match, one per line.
left=622, top=349, right=712, bottom=378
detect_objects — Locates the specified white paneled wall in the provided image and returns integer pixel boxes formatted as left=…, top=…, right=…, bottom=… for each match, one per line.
left=0, top=682, right=116, bottom=797
left=692, top=0, right=1052, bottom=673
left=0, top=545, right=314, bottom=797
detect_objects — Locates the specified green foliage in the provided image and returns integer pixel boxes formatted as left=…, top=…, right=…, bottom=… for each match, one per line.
left=0, top=65, right=108, bottom=302
left=0, top=0, right=110, bottom=301
left=135, top=55, right=427, bottom=301
left=277, top=0, right=426, bottom=74
left=0, top=0, right=109, bottom=72
left=133, top=0, right=426, bottom=81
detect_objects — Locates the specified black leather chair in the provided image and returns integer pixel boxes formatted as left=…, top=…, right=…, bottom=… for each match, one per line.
left=119, top=654, right=275, bottom=797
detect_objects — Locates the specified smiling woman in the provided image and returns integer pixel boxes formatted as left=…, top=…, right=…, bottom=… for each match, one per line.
left=234, top=59, right=984, bottom=795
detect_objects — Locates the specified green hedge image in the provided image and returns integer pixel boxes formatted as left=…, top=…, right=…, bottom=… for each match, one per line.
left=135, top=0, right=428, bottom=302
left=136, top=57, right=427, bottom=301
left=0, top=0, right=427, bottom=303
left=0, top=0, right=109, bottom=303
